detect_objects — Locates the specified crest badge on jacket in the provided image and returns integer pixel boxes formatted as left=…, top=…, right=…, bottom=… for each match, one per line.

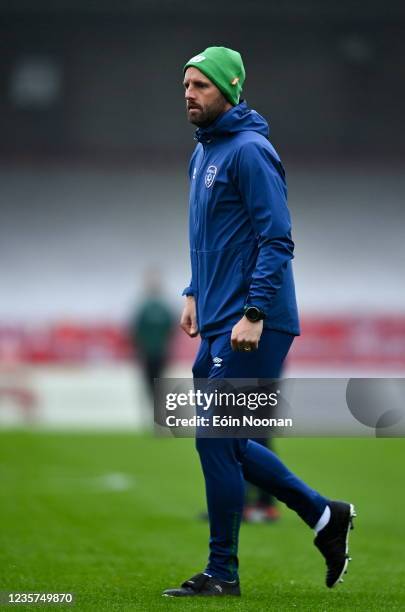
left=205, top=165, right=217, bottom=188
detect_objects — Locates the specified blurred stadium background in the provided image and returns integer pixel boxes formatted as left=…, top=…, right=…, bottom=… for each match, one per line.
left=1, top=3, right=405, bottom=609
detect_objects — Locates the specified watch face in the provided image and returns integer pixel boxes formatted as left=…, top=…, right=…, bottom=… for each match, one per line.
left=245, top=307, right=260, bottom=322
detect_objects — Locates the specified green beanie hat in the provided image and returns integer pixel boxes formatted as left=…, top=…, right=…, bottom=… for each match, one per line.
left=184, top=46, right=245, bottom=106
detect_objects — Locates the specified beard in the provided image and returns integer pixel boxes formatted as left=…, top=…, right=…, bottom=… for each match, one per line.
left=186, top=97, right=228, bottom=127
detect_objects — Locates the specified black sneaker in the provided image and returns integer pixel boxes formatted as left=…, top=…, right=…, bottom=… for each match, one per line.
left=314, top=501, right=356, bottom=588
left=162, top=572, right=241, bottom=597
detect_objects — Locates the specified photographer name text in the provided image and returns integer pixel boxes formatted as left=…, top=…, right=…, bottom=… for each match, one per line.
left=165, top=415, right=293, bottom=428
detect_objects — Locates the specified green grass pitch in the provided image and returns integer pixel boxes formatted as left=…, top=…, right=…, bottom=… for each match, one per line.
left=1, top=432, right=404, bottom=611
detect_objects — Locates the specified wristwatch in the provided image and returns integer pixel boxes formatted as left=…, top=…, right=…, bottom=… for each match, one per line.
left=243, top=305, right=266, bottom=322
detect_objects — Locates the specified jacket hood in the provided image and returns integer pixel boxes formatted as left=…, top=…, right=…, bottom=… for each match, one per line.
left=195, top=101, right=269, bottom=143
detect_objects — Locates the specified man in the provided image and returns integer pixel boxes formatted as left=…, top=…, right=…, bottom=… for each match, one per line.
left=128, top=268, right=174, bottom=402
left=163, top=47, right=356, bottom=597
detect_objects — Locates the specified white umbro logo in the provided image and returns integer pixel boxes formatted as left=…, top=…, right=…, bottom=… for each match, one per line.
left=213, top=357, right=223, bottom=367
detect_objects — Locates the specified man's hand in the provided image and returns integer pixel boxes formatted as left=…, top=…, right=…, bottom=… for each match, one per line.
left=180, top=296, right=199, bottom=337
left=231, top=316, right=263, bottom=351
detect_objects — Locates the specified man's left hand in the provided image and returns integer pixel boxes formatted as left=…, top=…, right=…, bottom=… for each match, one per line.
left=231, top=316, right=263, bottom=352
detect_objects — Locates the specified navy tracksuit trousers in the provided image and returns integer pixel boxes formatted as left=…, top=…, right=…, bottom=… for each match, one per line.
left=192, top=329, right=328, bottom=581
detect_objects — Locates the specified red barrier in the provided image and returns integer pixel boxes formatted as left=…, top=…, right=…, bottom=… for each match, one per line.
left=0, top=316, right=404, bottom=366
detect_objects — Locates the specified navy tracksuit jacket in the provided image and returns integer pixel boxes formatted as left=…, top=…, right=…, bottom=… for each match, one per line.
left=183, top=100, right=300, bottom=338
left=182, top=102, right=326, bottom=581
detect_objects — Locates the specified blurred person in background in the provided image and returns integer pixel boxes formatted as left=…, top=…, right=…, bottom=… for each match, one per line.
left=163, top=47, right=356, bottom=598
left=128, top=268, right=175, bottom=402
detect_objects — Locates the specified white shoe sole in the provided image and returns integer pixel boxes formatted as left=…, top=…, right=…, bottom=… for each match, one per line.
left=330, top=503, right=357, bottom=588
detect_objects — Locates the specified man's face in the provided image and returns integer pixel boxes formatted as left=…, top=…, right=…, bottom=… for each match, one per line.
left=183, top=66, right=232, bottom=127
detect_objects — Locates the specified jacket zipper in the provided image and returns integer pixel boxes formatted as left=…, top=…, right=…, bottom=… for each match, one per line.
left=194, top=142, right=207, bottom=329
left=195, top=143, right=207, bottom=250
